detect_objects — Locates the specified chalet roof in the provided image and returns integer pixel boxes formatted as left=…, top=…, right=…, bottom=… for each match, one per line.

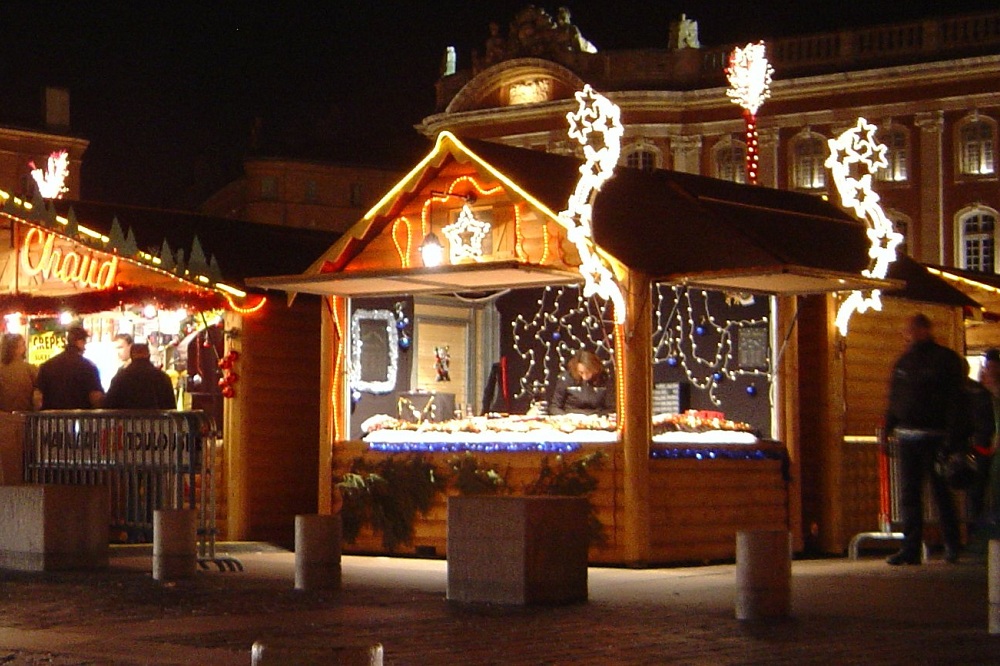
left=251, top=133, right=913, bottom=298
left=47, top=199, right=338, bottom=290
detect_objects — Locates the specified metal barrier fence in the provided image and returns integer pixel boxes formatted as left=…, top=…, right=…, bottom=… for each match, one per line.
left=21, top=410, right=240, bottom=571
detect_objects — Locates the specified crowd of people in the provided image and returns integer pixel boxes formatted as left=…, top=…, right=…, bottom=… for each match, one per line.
left=0, top=324, right=177, bottom=413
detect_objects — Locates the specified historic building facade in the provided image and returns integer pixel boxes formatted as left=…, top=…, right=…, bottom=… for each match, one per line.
left=419, top=7, right=1000, bottom=302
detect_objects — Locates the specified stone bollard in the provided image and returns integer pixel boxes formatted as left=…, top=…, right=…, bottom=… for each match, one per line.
left=735, top=529, right=791, bottom=620
left=989, top=540, right=1000, bottom=634
left=295, top=514, right=342, bottom=591
left=152, top=508, right=197, bottom=581
left=251, top=640, right=383, bottom=665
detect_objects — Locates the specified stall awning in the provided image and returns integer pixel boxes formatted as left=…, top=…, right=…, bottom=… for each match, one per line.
left=250, top=261, right=581, bottom=297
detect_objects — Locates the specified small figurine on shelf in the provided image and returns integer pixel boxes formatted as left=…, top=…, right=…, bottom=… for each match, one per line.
left=434, top=346, right=451, bottom=382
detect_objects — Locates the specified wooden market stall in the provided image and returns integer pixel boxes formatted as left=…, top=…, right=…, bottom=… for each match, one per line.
left=0, top=191, right=338, bottom=546
left=251, top=126, right=916, bottom=566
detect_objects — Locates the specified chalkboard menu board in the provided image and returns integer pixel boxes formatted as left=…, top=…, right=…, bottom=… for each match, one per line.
left=653, top=382, right=690, bottom=415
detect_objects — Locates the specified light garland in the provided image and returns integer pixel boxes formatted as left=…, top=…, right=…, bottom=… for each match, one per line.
left=557, top=84, right=626, bottom=324
left=441, top=204, right=491, bottom=264
left=651, top=285, right=770, bottom=406
left=650, top=445, right=784, bottom=461
left=510, top=285, right=616, bottom=401
left=330, top=296, right=345, bottom=442
left=367, top=441, right=581, bottom=454
left=223, top=293, right=267, bottom=314
left=349, top=308, right=399, bottom=394
left=726, top=42, right=773, bottom=185
left=391, top=217, right=413, bottom=268
left=826, top=117, right=903, bottom=336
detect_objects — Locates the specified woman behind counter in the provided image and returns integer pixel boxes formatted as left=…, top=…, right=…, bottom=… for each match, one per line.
left=0, top=333, right=39, bottom=411
left=549, top=350, right=615, bottom=415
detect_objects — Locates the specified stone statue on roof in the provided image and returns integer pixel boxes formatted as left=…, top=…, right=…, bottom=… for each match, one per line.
left=668, top=13, right=700, bottom=50
left=554, top=6, right=597, bottom=53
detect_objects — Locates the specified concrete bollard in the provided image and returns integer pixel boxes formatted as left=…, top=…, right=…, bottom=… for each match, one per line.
left=251, top=641, right=383, bottom=665
left=295, top=514, right=342, bottom=591
left=735, top=529, right=791, bottom=620
left=989, top=540, right=1000, bottom=634
left=152, top=508, right=197, bottom=581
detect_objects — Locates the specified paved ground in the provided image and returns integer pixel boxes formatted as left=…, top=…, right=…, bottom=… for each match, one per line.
left=0, top=543, right=997, bottom=665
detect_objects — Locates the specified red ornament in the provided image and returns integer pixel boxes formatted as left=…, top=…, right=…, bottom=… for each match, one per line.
left=221, top=386, right=236, bottom=398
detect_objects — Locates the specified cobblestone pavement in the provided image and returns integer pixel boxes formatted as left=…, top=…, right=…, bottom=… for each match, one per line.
left=0, top=544, right=997, bottom=665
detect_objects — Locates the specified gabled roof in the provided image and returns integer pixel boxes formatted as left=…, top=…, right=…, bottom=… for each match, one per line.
left=254, top=132, right=897, bottom=297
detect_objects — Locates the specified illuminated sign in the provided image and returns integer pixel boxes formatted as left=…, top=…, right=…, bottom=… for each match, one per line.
left=20, top=227, right=118, bottom=290
left=28, top=331, right=63, bottom=365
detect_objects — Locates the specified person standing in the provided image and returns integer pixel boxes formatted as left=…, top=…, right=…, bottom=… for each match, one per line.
left=0, top=333, right=38, bottom=411
left=112, top=333, right=133, bottom=371
left=104, top=343, right=176, bottom=409
left=549, top=350, right=615, bottom=415
left=883, top=313, right=965, bottom=565
left=36, top=325, right=105, bottom=410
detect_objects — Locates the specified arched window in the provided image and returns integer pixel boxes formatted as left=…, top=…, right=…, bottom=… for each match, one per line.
left=956, top=207, right=998, bottom=272
left=876, top=126, right=908, bottom=183
left=957, top=116, right=996, bottom=176
left=623, top=140, right=661, bottom=171
left=791, top=133, right=827, bottom=190
left=713, top=139, right=747, bottom=184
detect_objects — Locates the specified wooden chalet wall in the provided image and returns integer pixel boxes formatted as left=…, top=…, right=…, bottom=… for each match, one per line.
left=334, top=442, right=789, bottom=565
left=224, top=295, right=323, bottom=547
left=799, top=293, right=964, bottom=554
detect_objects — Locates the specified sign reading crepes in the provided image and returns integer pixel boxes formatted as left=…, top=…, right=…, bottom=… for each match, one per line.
left=20, top=227, right=118, bottom=290
left=28, top=331, right=62, bottom=365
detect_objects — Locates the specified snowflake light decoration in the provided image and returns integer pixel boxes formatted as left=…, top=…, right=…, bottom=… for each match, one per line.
left=557, top=84, right=626, bottom=324
left=826, top=117, right=904, bottom=336
left=441, top=204, right=491, bottom=263
left=29, top=150, right=70, bottom=199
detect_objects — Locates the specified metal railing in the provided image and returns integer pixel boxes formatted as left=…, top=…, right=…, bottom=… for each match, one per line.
left=21, top=410, right=240, bottom=571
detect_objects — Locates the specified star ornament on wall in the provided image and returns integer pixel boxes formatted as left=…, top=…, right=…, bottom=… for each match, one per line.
left=441, top=204, right=491, bottom=263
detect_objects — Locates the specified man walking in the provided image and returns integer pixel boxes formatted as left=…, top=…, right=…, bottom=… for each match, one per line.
left=883, top=313, right=965, bottom=565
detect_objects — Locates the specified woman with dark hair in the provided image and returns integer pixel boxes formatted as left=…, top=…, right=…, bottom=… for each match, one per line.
left=0, top=333, right=38, bottom=411
left=549, top=350, right=615, bottom=415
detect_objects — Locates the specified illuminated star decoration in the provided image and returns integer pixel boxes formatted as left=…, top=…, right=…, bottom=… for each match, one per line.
left=558, top=84, right=626, bottom=324
left=29, top=150, right=70, bottom=199
left=725, top=42, right=773, bottom=185
left=826, top=117, right=903, bottom=336
left=441, top=204, right=491, bottom=263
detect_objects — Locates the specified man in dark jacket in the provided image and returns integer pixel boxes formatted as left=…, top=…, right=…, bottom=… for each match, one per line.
left=104, top=343, right=176, bottom=409
left=883, top=313, right=965, bottom=565
left=36, top=325, right=105, bottom=409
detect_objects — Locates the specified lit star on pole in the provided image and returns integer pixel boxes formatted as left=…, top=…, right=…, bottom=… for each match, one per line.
left=441, top=204, right=491, bottom=263
left=726, top=42, right=773, bottom=185
left=827, top=117, right=904, bottom=335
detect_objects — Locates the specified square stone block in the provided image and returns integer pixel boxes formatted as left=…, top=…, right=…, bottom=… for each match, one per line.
left=447, top=496, right=588, bottom=605
left=0, top=485, right=109, bottom=571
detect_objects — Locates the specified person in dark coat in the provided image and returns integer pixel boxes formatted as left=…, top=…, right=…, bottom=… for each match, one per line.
left=104, top=343, right=176, bottom=409
left=549, top=350, right=615, bottom=415
left=883, top=313, right=965, bottom=565
left=36, top=325, right=104, bottom=410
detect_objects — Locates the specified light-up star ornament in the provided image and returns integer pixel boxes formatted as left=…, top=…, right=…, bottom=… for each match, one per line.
left=726, top=42, right=773, bottom=185
left=441, top=204, right=491, bottom=263
left=29, top=150, right=70, bottom=199
left=827, top=118, right=904, bottom=336
left=557, top=84, right=626, bottom=324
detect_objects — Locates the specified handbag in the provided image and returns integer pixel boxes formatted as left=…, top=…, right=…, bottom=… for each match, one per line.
left=935, top=450, right=977, bottom=490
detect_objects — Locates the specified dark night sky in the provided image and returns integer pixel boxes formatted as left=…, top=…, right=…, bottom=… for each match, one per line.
left=0, top=1, right=995, bottom=209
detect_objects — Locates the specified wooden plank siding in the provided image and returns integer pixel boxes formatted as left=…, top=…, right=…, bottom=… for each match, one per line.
left=223, top=295, right=323, bottom=547
left=800, top=295, right=965, bottom=554
left=334, top=440, right=790, bottom=565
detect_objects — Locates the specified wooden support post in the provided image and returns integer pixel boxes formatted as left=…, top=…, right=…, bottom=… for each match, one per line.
left=621, top=269, right=652, bottom=565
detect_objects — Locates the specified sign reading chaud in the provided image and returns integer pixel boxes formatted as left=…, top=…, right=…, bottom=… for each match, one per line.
left=19, top=227, right=118, bottom=290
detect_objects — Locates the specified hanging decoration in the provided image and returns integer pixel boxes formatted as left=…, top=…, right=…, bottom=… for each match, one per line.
left=349, top=308, right=399, bottom=394
left=29, top=150, right=70, bottom=199
left=510, top=284, right=616, bottom=401
left=441, top=204, right=492, bottom=264
left=652, top=285, right=770, bottom=406
left=434, top=346, right=451, bottom=382
left=725, top=42, right=773, bottom=185
left=393, top=301, right=411, bottom=350
left=826, top=117, right=903, bottom=336
left=556, top=84, right=626, bottom=324
left=217, top=350, right=240, bottom=399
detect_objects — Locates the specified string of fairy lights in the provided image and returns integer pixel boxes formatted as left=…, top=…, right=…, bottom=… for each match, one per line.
left=510, top=285, right=616, bottom=401
left=651, top=285, right=770, bottom=406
